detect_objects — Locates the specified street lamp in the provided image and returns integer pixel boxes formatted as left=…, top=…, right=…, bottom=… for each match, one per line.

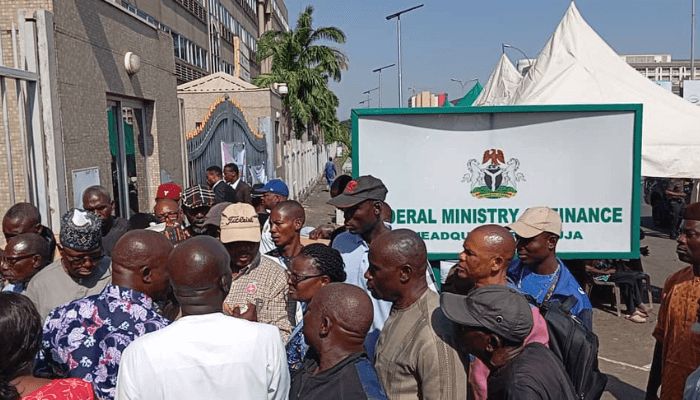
left=692, top=0, right=696, bottom=80
left=502, top=43, right=533, bottom=72
left=359, top=99, right=370, bottom=108
left=372, top=63, right=395, bottom=107
left=362, top=87, right=379, bottom=108
left=450, top=77, right=479, bottom=91
left=386, top=4, right=424, bottom=108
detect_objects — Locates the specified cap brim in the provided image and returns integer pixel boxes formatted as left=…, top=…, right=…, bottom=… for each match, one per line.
left=327, top=193, right=375, bottom=208
left=220, top=227, right=261, bottom=243
left=439, top=292, right=483, bottom=329
left=506, top=221, right=543, bottom=239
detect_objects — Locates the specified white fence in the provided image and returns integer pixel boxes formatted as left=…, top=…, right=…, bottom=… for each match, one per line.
left=282, top=140, right=337, bottom=200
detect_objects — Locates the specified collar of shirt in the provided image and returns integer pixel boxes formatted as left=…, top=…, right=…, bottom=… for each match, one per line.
left=235, top=253, right=262, bottom=278
left=230, top=178, right=240, bottom=190
left=212, top=180, right=224, bottom=190
left=99, top=283, right=158, bottom=311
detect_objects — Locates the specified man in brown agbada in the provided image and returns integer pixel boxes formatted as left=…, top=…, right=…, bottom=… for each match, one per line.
left=646, top=202, right=700, bottom=400
left=366, top=229, right=468, bottom=399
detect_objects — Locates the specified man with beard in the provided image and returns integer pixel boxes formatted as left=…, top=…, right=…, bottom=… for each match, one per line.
left=182, top=185, right=215, bottom=237
left=647, top=203, right=700, bottom=400
left=82, top=185, right=128, bottom=257
left=25, top=209, right=112, bottom=320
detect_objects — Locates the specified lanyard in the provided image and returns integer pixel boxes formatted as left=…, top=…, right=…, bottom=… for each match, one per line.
left=517, top=262, right=561, bottom=303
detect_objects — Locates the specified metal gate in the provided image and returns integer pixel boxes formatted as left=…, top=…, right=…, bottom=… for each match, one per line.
left=186, top=96, right=267, bottom=186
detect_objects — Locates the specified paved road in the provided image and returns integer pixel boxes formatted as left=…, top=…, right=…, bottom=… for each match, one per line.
left=303, top=181, right=679, bottom=399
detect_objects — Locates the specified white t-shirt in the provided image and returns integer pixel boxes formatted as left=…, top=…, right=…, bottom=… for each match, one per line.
left=260, top=217, right=276, bottom=254
left=115, top=313, right=289, bottom=400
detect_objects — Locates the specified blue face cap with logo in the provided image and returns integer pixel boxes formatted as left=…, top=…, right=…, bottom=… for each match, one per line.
left=258, top=179, right=289, bottom=197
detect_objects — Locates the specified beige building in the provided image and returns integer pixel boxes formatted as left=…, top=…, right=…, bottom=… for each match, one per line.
left=0, top=0, right=289, bottom=232
left=177, top=72, right=286, bottom=182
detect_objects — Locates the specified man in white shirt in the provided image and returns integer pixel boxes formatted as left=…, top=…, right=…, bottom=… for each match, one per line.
left=115, top=236, right=289, bottom=400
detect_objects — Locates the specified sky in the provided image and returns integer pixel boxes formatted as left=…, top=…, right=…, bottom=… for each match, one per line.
left=285, top=0, right=696, bottom=120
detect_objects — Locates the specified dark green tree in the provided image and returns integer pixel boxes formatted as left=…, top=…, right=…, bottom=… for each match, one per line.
left=254, top=5, right=347, bottom=142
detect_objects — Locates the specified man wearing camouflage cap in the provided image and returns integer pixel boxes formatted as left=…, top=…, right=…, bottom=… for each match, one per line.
left=25, top=208, right=112, bottom=319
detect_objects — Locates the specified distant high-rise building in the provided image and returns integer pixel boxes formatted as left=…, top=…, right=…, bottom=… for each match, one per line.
left=623, top=54, right=700, bottom=96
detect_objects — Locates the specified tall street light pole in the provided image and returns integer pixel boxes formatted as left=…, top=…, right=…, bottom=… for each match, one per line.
left=692, top=0, right=696, bottom=80
left=386, top=4, right=423, bottom=108
left=372, top=63, right=395, bottom=108
left=362, top=87, right=379, bottom=108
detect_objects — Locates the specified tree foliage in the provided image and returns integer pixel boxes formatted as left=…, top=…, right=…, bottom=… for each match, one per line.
left=254, top=5, right=347, bottom=143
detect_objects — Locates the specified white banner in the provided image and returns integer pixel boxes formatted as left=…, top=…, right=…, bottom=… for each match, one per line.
left=354, top=106, right=641, bottom=258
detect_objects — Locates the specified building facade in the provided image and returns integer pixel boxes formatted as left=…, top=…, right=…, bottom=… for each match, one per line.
left=623, top=54, right=700, bottom=96
left=119, top=0, right=288, bottom=84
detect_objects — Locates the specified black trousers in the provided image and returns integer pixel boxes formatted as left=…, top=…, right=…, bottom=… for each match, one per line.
left=608, top=271, right=646, bottom=314
left=670, top=200, right=685, bottom=238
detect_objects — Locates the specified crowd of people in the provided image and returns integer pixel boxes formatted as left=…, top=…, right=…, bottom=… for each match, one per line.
left=1, top=165, right=700, bottom=400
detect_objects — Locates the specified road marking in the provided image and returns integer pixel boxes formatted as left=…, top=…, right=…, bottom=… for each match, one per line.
left=599, top=356, right=651, bottom=372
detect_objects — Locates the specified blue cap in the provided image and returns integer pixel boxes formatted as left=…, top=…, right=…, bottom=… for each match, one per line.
left=259, top=179, right=289, bottom=197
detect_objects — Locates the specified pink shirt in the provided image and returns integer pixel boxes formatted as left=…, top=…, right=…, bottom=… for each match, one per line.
left=469, top=305, right=550, bottom=400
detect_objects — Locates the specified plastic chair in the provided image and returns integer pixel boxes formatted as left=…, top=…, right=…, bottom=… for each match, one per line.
left=584, top=273, right=653, bottom=317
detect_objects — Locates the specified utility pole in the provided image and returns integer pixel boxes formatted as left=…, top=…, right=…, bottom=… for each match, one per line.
left=692, top=0, right=697, bottom=80
left=386, top=4, right=423, bottom=107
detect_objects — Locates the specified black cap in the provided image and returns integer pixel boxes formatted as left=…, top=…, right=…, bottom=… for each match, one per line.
left=327, top=175, right=388, bottom=208
left=440, top=285, right=533, bottom=343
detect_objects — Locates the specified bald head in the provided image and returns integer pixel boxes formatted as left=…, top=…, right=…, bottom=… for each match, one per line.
left=316, top=283, right=373, bottom=335
left=111, top=230, right=174, bottom=300
left=303, top=283, right=373, bottom=356
left=371, top=229, right=427, bottom=273
left=455, top=224, right=516, bottom=287
left=5, top=233, right=50, bottom=264
left=1, top=233, right=50, bottom=285
left=2, top=203, right=42, bottom=240
left=366, top=229, right=428, bottom=305
left=167, top=236, right=231, bottom=315
left=82, top=185, right=111, bottom=203
left=469, top=224, right=516, bottom=259
left=273, top=200, right=306, bottom=224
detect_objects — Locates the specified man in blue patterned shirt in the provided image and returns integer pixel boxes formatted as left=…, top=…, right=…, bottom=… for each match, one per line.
left=35, top=230, right=174, bottom=400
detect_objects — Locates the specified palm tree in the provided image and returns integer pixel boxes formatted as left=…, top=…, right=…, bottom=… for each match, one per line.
left=254, top=5, right=348, bottom=142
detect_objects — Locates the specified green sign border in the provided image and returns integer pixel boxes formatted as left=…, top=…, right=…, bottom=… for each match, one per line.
left=351, top=104, right=643, bottom=261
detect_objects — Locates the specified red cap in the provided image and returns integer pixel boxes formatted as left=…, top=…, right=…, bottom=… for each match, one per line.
left=156, top=182, right=182, bottom=201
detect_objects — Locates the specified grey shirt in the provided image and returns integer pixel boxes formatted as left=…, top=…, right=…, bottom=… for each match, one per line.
left=102, top=217, right=128, bottom=257
left=25, top=257, right=112, bottom=321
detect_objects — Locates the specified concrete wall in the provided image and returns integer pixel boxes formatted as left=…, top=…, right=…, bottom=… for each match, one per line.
left=53, top=0, right=182, bottom=209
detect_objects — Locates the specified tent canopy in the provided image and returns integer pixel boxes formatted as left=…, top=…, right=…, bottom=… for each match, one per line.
left=507, top=2, right=700, bottom=178
left=452, top=82, right=483, bottom=107
left=475, top=53, right=522, bottom=106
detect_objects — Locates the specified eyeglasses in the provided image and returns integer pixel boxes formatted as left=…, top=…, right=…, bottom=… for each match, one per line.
left=62, top=253, right=104, bottom=267
left=157, top=211, right=180, bottom=219
left=2, top=253, right=36, bottom=266
left=287, top=271, right=325, bottom=285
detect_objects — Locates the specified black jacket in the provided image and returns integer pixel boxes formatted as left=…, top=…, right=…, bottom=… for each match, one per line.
left=212, top=180, right=237, bottom=204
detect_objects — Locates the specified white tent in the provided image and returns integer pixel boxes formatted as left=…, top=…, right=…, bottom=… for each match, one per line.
left=475, top=53, right=522, bottom=106
left=509, top=2, right=700, bottom=178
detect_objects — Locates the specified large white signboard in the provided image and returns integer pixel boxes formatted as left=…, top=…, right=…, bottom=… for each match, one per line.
left=353, top=105, right=642, bottom=259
